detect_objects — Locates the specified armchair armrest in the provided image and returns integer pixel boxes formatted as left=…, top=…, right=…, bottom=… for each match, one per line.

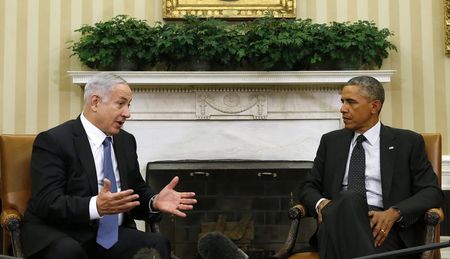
left=0, top=209, right=24, bottom=257
left=274, top=204, right=308, bottom=259
left=421, top=207, right=444, bottom=259
left=424, top=208, right=444, bottom=226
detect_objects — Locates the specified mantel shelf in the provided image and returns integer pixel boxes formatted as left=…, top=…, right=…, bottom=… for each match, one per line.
left=68, top=70, right=395, bottom=87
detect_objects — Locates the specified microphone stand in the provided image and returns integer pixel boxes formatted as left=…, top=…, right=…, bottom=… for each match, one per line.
left=354, top=241, right=450, bottom=259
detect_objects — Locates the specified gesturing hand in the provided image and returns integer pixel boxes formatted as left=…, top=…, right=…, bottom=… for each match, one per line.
left=153, top=176, right=197, bottom=217
left=96, top=178, right=140, bottom=216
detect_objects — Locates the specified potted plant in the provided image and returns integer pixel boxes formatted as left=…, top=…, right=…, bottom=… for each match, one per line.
left=312, top=20, right=397, bottom=70
left=156, top=16, right=244, bottom=71
left=240, top=16, right=317, bottom=70
left=69, top=15, right=157, bottom=70
left=69, top=15, right=396, bottom=71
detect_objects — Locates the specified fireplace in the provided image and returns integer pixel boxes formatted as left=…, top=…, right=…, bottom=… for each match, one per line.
left=69, top=70, right=395, bottom=256
left=145, top=160, right=316, bottom=258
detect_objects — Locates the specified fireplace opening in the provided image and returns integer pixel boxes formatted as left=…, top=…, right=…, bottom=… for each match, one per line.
left=146, top=160, right=315, bottom=259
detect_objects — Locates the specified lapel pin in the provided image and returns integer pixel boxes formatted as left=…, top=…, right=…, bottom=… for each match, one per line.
left=389, top=146, right=394, bottom=150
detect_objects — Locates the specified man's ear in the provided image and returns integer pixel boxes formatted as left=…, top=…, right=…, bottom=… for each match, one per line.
left=371, top=99, right=382, bottom=114
left=90, top=95, right=101, bottom=112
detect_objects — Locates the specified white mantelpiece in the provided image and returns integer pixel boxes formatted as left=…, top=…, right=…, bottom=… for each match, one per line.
left=69, top=70, right=395, bottom=86
left=68, top=71, right=395, bottom=121
left=69, top=70, right=394, bottom=164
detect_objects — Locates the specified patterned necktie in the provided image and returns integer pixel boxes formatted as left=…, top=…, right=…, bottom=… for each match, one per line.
left=348, top=134, right=367, bottom=197
left=96, top=136, right=119, bottom=249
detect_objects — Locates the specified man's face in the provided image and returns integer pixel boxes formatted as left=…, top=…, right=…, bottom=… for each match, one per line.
left=95, top=83, right=132, bottom=136
left=340, top=84, right=380, bottom=133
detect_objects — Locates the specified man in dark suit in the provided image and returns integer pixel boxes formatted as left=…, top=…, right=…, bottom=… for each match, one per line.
left=299, top=76, right=443, bottom=258
left=21, top=72, right=197, bottom=259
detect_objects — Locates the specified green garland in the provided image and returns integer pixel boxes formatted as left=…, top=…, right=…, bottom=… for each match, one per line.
left=69, top=15, right=397, bottom=71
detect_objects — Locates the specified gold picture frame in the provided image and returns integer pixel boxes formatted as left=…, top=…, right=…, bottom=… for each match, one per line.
left=163, top=0, right=296, bottom=20
left=446, top=0, right=450, bottom=55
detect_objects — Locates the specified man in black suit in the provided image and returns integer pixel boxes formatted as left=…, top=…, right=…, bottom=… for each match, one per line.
left=299, top=76, right=443, bottom=258
left=21, top=72, right=197, bottom=259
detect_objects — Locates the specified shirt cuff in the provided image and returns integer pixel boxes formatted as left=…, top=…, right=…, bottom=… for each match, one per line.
left=89, top=196, right=101, bottom=220
left=315, top=198, right=327, bottom=214
left=149, top=194, right=160, bottom=213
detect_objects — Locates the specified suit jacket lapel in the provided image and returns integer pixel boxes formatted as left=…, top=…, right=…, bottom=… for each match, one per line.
left=73, top=117, right=99, bottom=194
left=380, top=125, right=396, bottom=202
left=332, top=129, right=353, bottom=196
left=112, top=134, right=129, bottom=190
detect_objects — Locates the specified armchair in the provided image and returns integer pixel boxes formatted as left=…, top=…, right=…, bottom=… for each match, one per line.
left=275, top=133, right=444, bottom=259
left=0, top=134, right=34, bottom=257
left=0, top=134, right=164, bottom=258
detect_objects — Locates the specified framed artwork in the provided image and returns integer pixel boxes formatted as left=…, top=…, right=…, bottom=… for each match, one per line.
left=163, top=0, right=296, bottom=20
left=446, top=0, right=450, bottom=55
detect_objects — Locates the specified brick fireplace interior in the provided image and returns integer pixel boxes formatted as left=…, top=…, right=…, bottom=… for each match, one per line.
left=146, top=160, right=316, bottom=259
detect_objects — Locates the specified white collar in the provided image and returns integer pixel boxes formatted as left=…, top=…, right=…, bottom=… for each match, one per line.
left=80, top=113, right=111, bottom=147
left=353, top=121, right=381, bottom=146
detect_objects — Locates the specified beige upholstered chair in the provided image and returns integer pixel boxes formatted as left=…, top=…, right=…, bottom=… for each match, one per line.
left=0, top=134, right=35, bottom=257
left=0, top=134, right=163, bottom=257
left=275, top=133, right=444, bottom=259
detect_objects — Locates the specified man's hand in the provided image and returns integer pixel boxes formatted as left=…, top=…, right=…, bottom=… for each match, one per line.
left=368, top=208, right=401, bottom=247
left=317, top=199, right=331, bottom=223
left=153, top=176, right=197, bottom=218
left=96, top=178, right=140, bottom=216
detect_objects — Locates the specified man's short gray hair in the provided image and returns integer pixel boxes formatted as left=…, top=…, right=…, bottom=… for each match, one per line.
left=345, top=76, right=385, bottom=105
left=83, top=72, right=128, bottom=106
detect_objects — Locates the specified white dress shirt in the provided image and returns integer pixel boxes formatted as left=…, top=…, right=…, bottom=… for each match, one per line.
left=80, top=113, right=124, bottom=225
left=342, top=121, right=383, bottom=208
left=315, top=121, right=384, bottom=212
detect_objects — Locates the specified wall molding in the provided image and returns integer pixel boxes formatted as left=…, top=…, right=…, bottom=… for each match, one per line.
left=68, top=70, right=395, bottom=87
left=443, top=155, right=450, bottom=190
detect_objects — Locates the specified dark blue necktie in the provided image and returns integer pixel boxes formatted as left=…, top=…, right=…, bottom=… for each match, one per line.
left=96, top=136, right=119, bottom=249
left=348, top=134, right=367, bottom=197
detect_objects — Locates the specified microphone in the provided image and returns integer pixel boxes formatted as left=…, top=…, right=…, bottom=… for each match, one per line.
left=197, top=232, right=249, bottom=259
left=132, top=247, right=161, bottom=259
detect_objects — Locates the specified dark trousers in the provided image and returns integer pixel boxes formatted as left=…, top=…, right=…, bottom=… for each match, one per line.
left=29, top=227, right=170, bottom=259
left=317, top=191, right=409, bottom=259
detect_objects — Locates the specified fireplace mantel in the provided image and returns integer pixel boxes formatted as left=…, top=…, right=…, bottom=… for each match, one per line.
left=67, top=69, right=396, bottom=163
left=68, top=70, right=395, bottom=87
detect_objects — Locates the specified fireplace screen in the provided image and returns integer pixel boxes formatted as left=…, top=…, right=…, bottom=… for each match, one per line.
left=146, top=160, right=315, bottom=259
